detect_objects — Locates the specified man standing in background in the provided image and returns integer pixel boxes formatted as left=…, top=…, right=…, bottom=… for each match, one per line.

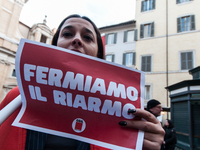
left=147, top=99, right=163, bottom=118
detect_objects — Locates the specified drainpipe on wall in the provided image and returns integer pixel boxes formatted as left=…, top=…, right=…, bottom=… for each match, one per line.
left=166, top=0, right=169, bottom=118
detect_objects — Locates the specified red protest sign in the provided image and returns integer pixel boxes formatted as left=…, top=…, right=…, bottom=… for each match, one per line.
left=13, top=39, right=145, bottom=150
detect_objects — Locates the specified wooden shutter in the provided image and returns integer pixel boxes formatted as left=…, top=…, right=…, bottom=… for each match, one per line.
left=187, top=52, right=193, bottom=69
left=132, top=52, right=136, bottom=65
left=114, top=33, right=117, bottom=44
left=151, top=22, right=154, bottom=37
left=123, top=53, right=126, bottom=65
left=140, top=24, right=144, bottom=38
left=124, top=31, right=127, bottom=42
left=141, top=56, right=146, bottom=71
left=190, top=15, right=195, bottom=30
left=147, top=56, right=151, bottom=71
left=152, top=0, right=155, bottom=9
left=134, top=29, right=138, bottom=41
left=105, top=34, right=108, bottom=45
left=181, top=53, right=186, bottom=70
left=141, top=1, right=145, bottom=12
left=177, top=17, right=181, bottom=33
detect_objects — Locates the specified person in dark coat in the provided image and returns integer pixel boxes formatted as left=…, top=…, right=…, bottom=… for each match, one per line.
left=162, top=119, right=177, bottom=150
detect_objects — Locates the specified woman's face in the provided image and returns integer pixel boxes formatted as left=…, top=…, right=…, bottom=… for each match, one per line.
left=164, top=120, right=169, bottom=126
left=57, top=18, right=98, bottom=57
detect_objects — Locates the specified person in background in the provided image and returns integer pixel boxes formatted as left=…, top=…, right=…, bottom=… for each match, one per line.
left=162, top=119, right=177, bottom=150
left=147, top=99, right=163, bottom=118
left=0, top=14, right=164, bottom=150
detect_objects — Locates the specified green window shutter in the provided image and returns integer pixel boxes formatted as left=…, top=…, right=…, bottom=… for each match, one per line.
left=141, top=57, right=145, bottom=71
left=134, top=29, right=138, bottom=41
left=141, top=1, right=145, bottom=12
left=124, top=31, right=127, bottom=42
left=114, top=33, right=117, bottom=44
left=147, top=56, right=151, bottom=72
left=123, top=53, right=126, bottom=65
left=152, top=0, right=156, bottom=9
left=142, top=56, right=151, bottom=72
left=187, top=52, right=193, bottom=69
left=151, top=22, right=154, bottom=37
left=105, top=34, right=108, bottom=45
left=140, top=24, right=144, bottom=38
left=112, top=54, right=115, bottom=62
left=190, top=15, right=195, bottom=30
left=132, top=52, right=136, bottom=65
left=181, top=53, right=186, bottom=70
left=176, top=0, right=181, bottom=4
left=177, top=17, right=181, bottom=33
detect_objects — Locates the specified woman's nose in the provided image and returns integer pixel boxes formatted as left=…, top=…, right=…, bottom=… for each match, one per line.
left=72, top=36, right=83, bottom=47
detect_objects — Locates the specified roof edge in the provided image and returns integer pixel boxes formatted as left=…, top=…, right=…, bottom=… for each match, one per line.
left=99, top=20, right=136, bottom=30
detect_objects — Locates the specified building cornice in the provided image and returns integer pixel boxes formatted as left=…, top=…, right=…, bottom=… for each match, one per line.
left=30, top=23, right=54, bottom=36
left=3, top=84, right=18, bottom=89
left=19, top=21, right=31, bottom=29
left=137, top=30, right=200, bottom=41
left=99, top=20, right=136, bottom=30
left=0, top=47, right=16, bottom=57
left=0, top=33, right=19, bottom=45
left=0, top=59, right=11, bottom=66
left=14, top=0, right=28, bottom=7
left=143, top=70, right=192, bottom=75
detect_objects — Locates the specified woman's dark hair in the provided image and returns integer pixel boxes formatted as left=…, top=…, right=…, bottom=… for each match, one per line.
left=52, top=14, right=104, bottom=59
left=166, top=119, right=174, bottom=128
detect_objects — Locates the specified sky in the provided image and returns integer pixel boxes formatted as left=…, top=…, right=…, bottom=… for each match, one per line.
left=19, top=0, right=136, bottom=29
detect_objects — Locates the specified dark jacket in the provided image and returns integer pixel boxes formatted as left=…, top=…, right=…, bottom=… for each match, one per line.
left=162, top=119, right=177, bottom=150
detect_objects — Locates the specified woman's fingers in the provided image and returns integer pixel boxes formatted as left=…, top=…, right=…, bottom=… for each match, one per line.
left=119, top=108, right=165, bottom=150
left=123, top=109, right=164, bottom=134
left=125, top=119, right=164, bottom=134
left=132, top=109, right=160, bottom=124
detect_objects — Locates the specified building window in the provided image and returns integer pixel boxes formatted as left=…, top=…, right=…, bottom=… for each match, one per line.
left=180, top=52, right=193, bottom=70
left=40, top=34, right=47, bottom=43
left=105, top=54, right=115, bottom=62
left=12, top=69, right=16, bottom=77
left=105, top=33, right=117, bottom=45
left=123, top=52, right=136, bottom=66
left=141, top=56, right=152, bottom=72
left=140, top=22, right=154, bottom=38
left=177, top=0, right=192, bottom=4
left=177, top=15, right=195, bottom=32
left=145, top=85, right=151, bottom=100
left=124, top=30, right=134, bottom=42
left=141, top=0, right=155, bottom=12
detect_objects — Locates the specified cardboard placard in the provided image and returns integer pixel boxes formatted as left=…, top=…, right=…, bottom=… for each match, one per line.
left=13, top=39, right=145, bottom=150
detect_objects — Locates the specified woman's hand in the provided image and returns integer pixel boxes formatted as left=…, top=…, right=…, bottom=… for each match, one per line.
left=119, top=109, right=165, bottom=150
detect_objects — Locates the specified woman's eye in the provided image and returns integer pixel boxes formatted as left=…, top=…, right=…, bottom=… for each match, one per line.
left=62, top=32, right=73, bottom=37
left=84, top=35, right=93, bottom=42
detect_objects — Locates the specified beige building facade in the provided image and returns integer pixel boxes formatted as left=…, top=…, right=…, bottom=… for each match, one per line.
left=99, top=20, right=136, bottom=67
left=0, top=0, right=54, bottom=103
left=135, top=0, right=200, bottom=119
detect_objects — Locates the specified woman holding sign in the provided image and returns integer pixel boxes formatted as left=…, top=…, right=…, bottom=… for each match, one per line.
left=0, top=14, right=164, bottom=150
